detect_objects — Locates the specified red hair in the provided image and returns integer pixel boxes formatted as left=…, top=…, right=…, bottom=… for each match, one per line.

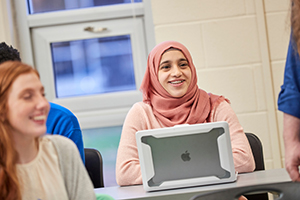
left=0, top=61, right=39, bottom=200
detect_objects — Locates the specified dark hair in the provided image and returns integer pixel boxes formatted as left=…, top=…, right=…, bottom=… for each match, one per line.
left=0, top=42, right=21, bottom=64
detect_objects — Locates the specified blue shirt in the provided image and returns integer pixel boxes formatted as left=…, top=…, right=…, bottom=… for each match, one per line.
left=46, top=102, right=85, bottom=163
left=278, top=37, right=300, bottom=119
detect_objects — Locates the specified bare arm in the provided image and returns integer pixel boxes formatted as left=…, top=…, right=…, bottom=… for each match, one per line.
left=283, top=113, right=300, bottom=181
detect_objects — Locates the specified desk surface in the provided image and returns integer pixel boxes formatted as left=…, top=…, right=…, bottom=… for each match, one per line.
left=94, top=168, right=291, bottom=200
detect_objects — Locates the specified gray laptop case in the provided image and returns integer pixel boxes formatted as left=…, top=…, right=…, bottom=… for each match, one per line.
left=136, top=121, right=237, bottom=191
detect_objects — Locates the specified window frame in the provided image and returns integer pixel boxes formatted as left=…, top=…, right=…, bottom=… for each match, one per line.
left=32, top=16, right=147, bottom=109
left=12, top=0, right=155, bottom=129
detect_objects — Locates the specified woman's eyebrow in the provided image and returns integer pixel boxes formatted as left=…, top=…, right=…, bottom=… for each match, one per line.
left=179, top=58, right=187, bottom=62
left=18, top=88, right=33, bottom=97
left=159, top=60, right=170, bottom=66
left=160, top=58, right=187, bottom=66
left=18, top=86, right=44, bottom=97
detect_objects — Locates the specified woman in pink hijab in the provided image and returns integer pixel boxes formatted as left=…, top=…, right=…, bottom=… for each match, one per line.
left=116, top=41, right=255, bottom=186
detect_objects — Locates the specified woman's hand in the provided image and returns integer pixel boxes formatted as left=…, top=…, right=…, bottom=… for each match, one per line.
left=238, top=195, right=248, bottom=200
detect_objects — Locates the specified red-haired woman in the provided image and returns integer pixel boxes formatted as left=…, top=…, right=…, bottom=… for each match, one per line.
left=0, top=61, right=100, bottom=200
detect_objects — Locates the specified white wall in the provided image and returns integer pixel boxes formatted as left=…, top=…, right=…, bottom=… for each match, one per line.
left=0, top=0, right=18, bottom=46
left=151, top=0, right=290, bottom=169
left=0, top=0, right=10, bottom=43
left=265, top=0, right=291, bottom=166
left=0, top=0, right=291, bottom=169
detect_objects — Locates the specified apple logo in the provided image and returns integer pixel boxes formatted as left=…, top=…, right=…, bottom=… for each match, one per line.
left=181, top=150, right=191, bottom=161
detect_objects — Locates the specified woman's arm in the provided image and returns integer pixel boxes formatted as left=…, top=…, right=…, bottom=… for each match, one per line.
left=212, top=101, right=255, bottom=173
left=115, top=103, right=147, bottom=186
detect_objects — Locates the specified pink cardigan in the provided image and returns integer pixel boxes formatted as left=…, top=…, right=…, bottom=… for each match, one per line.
left=116, top=101, right=255, bottom=186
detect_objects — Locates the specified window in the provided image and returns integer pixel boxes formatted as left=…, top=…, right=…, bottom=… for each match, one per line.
left=28, top=0, right=142, bottom=14
left=18, top=0, right=156, bottom=124
left=31, top=16, right=147, bottom=115
left=51, top=35, right=136, bottom=98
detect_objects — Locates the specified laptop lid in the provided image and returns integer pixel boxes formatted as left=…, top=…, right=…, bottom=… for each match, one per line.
left=136, top=121, right=237, bottom=191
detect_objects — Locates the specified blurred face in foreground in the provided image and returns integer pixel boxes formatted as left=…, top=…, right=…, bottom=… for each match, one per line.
left=7, top=72, right=49, bottom=141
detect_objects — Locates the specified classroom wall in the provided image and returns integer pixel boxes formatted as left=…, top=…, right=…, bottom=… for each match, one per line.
left=0, top=0, right=291, bottom=169
left=0, top=0, right=11, bottom=43
left=0, top=0, right=18, bottom=47
left=151, top=0, right=290, bottom=169
left=265, top=0, right=291, bottom=167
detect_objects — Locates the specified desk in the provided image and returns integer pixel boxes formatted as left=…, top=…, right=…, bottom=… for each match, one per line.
left=94, top=168, right=291, bottom=200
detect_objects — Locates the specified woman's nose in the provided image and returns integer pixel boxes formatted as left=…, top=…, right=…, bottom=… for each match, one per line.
left=171, top=65, right=182, bottom=77
left=36, top=95, right=49, bottom=111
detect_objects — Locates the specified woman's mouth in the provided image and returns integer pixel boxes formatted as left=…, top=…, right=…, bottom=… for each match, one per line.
left=169, top=80, right=184, bottom=84
left=31, top=115, right=47, bottom=121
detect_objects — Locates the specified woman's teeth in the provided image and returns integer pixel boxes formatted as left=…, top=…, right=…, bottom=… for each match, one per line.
left=170, top=80, right=183, bottom=84
left=33, top=115, right=46, bottom=120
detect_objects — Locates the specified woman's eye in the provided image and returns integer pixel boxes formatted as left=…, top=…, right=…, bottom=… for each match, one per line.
left=161, top=65, right=170, bottom=70
left=180, top=63, right=188, bottom=68
left=23, top=94, right=32, bottom=100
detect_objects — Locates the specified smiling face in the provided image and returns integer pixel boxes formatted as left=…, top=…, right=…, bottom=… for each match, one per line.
left=7, top=72, right=49, bottom=141
left=158, top=49, right=192, bottom=98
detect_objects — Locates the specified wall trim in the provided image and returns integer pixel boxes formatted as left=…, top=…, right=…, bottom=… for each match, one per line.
left=254, top=0, right=282, bottom=168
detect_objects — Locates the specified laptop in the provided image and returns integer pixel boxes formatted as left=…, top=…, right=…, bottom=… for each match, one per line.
left=136, top=121, right=237, bottom=191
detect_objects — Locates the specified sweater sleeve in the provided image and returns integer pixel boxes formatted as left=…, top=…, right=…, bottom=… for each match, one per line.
left=116, top=103, right=147, bottom=186
left=212, top=101, right=255, bottom=173
left=47, top=135, right=96, bottom=200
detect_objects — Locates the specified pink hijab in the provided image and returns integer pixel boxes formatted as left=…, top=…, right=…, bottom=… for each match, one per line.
left=140, top=41, right=227, bottom=127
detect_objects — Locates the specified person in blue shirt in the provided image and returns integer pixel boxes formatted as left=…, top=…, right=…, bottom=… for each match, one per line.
left=0, top=42, right=85, bottom=162
left=47, top=102, right=85, bottom=162
left=278, top=38, right=300, bottom=182
left=278, top=0, right=300, bottom=182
